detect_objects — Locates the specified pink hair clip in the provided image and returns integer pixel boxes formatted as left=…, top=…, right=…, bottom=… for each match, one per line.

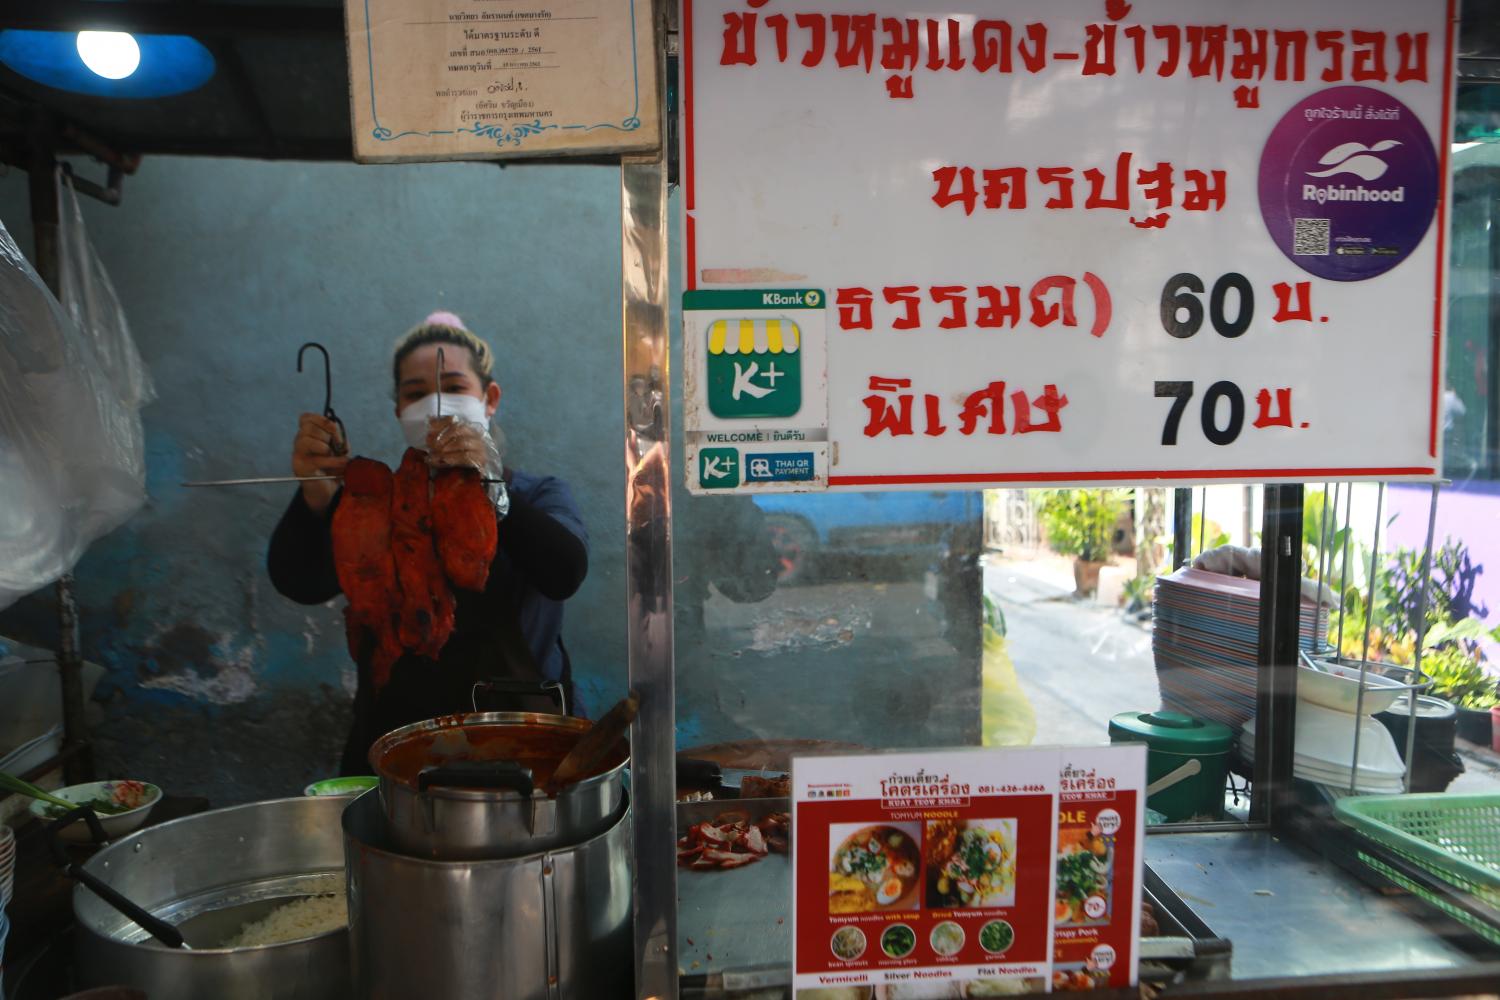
left=425, top=310, right=467, bottom=330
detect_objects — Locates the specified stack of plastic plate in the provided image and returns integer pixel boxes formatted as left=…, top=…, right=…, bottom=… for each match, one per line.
left=1240, top=700, right=1407, bottom=792
left=1153, top=568, right=1327, bottom=732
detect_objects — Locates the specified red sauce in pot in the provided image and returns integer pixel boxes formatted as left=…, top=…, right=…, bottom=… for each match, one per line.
left=376, top=722, right=627, bottom=792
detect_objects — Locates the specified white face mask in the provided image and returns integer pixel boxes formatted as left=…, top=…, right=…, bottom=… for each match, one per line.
left=398, top=393, right=490, bottom=451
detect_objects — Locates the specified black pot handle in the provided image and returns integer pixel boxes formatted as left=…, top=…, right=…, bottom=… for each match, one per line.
left=418, top=760, right=535, bottom=797
left=45, top=809, right=186, bottom=950
left=471, top=679, right=567, bottom=716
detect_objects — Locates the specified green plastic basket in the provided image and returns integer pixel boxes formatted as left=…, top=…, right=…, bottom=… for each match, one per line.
left=1335, top=793, right=1500, bottom=913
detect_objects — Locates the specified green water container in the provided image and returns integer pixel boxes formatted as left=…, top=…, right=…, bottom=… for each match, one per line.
left=1109, top=710, right=1233, bottom=822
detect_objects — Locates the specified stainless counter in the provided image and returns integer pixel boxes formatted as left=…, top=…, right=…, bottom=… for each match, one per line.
left=1146, top=830, right=1478, bottom=979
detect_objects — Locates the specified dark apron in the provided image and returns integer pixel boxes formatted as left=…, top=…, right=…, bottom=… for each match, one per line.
left=339, top=585, right=569, bottom=776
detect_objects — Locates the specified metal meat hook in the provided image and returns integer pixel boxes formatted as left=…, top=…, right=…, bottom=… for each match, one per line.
left=297, top=341, right=347, bottom=455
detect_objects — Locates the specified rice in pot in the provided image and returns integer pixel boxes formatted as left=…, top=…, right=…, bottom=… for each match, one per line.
left=223, top=890, right=347, bottom=948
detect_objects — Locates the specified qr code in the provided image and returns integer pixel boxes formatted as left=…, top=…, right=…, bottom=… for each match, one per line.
left=1294, top=217, right=1330, bottom=256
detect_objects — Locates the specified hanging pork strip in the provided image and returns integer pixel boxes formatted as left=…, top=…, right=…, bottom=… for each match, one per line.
left=431, top=467, right=498, bottom=592
left=391, top=448, right=456, bottom=658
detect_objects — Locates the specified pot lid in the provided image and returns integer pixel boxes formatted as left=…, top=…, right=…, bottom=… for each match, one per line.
left=1109, top=710, right=1233, bottom=753
left=1381, top=694, right=1457, bottom=720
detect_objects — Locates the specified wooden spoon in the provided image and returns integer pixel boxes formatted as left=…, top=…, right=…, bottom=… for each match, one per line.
left=544, top=691, right=640, bottom=795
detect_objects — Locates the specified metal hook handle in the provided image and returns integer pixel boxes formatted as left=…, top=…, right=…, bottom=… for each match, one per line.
left=297, top=342, right=347, bottom=455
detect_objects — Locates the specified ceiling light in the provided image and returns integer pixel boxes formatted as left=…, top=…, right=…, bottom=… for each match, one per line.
left=76, top=31, right=140, bottom=80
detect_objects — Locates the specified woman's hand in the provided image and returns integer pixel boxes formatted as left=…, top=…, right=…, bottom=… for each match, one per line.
left=426, top=416, right=496, bottom=472
left=292, top=412, right=347, bottom=514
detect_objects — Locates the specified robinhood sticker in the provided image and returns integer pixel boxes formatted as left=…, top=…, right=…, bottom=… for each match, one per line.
left=1258, top=85, right=1439, bottom=282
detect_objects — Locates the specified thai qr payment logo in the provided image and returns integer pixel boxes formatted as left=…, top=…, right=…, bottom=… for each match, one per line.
left=706, top=316, right=802, bottom=419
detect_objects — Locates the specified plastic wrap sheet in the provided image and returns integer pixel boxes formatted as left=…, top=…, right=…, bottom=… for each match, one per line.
left=0, top=180, right=149, bottom=610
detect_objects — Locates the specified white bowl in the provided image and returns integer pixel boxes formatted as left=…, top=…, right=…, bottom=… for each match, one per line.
left=29, top=780, right=162, bottom=843
left=1243, top=702, right=1406, bottom=777
left=1298, top=659, right=1407, bottom=715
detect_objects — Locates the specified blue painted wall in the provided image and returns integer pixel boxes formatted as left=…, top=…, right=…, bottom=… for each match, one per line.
left=0, top=158, right=628, bottom=800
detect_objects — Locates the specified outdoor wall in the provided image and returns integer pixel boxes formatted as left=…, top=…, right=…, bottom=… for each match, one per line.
left=0, top=157, right=628, bottom=802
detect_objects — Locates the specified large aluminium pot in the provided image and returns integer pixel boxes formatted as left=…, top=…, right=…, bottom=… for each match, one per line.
left=343, top=788, right=632, bottom=1000
left=72, top=796, right=351, bottom=1000
left=369, top=712, right=627, bottom=860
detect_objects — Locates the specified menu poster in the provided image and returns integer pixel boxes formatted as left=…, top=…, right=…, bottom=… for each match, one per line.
left=345, top=0, right=660, bottom=163
left=1053, top=746, right=1146, bottom=992
left=792, top=749, right=1059, bottom=997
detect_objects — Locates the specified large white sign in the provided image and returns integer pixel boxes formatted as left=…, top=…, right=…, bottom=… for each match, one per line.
left=682, top=0, right=1453, bottom=492
left=346, top=0, right=658, bottom=162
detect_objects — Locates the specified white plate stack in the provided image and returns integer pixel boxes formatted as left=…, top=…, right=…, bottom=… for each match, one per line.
left=1240, top=700, right=1408, bottom=793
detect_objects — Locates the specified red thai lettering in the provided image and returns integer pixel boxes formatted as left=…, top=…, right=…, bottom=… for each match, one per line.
left=797, top=13, right=826, bottom=67
left=923, top=395, right=947, bottom=436
left=1018, top=23, right=1048, bottom=73
left=1084, top=152, right=1131, bottom=210
left=1350, top=30, right=1387, bottom=81
left=885, top=286, right=921, bottom=329
left=1234, top=85, right=1260, bottom=109
left=864, top=377, right=914, bottom=437
left=837, top=287, right=873, bottom=330
left=1316, top=30, right=1346, bottom=82
left=1030, top=276, right=1078, bottom=328
left=832, top=13, right=877, bottom=72
left=765, top=13, right=790, bottom=62
left=721, top=12, right=757, bottom=66
left=1254, top=388, right=1294, bottom=428
left=1123, top=24, right=1148, bottom=73
left=1273, top=30, right=1308, bottom=81
left=1396, top=32, right=1428, bottom=83
left=1154, top=25, right=1181, bottom=78
left=976, top=285, right=1023, bottom=328
left=931, top=286, right=969, bottom=329
left=1012, top=384, right=1069, bottom=434
left=1084, top=23, right=1117, bottom=76
left=881, top=18, right=919, bottom=71
left=960, top=381, right=1008, bottom=435
left=1187, top=25, right=1227, bottom=80
left=1231, top=28, right=1268, bottom=80
left=982, top=168, right=1028, bottom=209
left=1182, top=170, right=1227, bottom=212
left=1038, top=167, right=1075, bottom=209
left=886, top=75, right=914, bottom=98
left=1137, top=161, right=1174, bottom=210
left=1272, top=281, right=1313, bottom=322
left=933, top=165, right=978, bottom=215
left=973, top=20, right=1013, bottom=74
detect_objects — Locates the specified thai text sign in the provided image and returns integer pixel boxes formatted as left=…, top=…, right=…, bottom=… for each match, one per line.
left=682, top=0, right=1453, bottom=491
left=346, top=0, right=658, bottom=162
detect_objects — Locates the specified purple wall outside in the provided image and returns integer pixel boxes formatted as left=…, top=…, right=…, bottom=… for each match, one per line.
left=1387, top=481, right=1500, bottom=628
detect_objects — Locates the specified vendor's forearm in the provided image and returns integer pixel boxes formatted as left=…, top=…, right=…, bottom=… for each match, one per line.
left=500, top=493, right=588, bottom=600
left=268, top=490, right=342, bottom=604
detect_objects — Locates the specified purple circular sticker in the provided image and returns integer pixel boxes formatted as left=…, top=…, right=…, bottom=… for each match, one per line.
left=1258, top=86, right=1438, bottom=282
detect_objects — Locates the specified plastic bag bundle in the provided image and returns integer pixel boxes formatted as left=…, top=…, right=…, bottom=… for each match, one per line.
left=0, top=177, right=150, bottom=610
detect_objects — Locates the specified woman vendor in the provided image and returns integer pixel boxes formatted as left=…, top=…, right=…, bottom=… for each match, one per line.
left=267, top=312, right=589, bottom=774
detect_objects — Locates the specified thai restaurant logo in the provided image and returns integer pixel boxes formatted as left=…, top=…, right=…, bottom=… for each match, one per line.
left=879, top=768, right=971, bottom=808
left=1302, top=139, right=1407, bottom=205
left=1061, top=763, right=1118, bottom=797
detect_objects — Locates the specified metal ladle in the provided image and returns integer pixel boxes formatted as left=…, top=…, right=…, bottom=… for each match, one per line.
left=46, top=808, right=188, bottom=949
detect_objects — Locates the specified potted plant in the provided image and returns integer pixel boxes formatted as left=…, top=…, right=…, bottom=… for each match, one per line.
left=1036, top=489, right=1125, bottom=597
left=1424, top=644, right=1500, bottom=745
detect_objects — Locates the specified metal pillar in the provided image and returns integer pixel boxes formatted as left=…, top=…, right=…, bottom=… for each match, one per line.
left=27, top=117, right=93, bottom=785
left=1171, top=487, right=1193, bottom=569
left=1251, top=484, right=1303, bottom=825
left=623, top=3, right=675, bottom=993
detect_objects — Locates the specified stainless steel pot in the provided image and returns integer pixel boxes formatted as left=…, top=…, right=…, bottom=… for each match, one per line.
left=370, top=712, right=627, bottom=860
left=343, top=788, right=632, bottom=1000
left=73, top=796, right=351, bottom=1000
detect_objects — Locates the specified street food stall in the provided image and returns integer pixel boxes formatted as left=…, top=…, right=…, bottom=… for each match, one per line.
left=0, top=0, right=1499, bottom=998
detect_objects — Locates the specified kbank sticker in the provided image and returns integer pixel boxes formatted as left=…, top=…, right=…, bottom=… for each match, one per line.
left=706, top=316, right=802, bottom=419
left=1258, top=85, right=1439, bottom=282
